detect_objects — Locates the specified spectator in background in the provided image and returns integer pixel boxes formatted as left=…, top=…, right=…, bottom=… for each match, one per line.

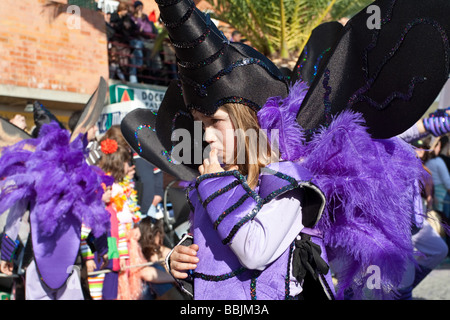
left=136, top=218, right=185, bottom=300
left=110, top=3, right=143, bottom=83
left=109, top=46, right=127, bottom=83
left=162, top=39, right=178, bottom=82
left=132, top=1, right=163, bottom=84
left=9, top=114, right=28, bottom=132
left=424, top=136, right=450, bottom=218
left=230, top=30, right=242, bottom=42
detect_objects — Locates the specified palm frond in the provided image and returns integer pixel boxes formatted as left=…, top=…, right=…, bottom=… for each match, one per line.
left=205, top=0, right=370, bottom=61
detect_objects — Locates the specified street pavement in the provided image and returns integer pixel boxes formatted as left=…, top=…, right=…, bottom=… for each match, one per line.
left=413, top=259, right=450, bottom=300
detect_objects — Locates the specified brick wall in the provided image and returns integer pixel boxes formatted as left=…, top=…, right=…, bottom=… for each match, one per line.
left=0, top=0, right=109, bottom=95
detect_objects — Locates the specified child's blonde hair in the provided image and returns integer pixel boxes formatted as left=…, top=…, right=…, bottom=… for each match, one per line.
left=221, top=104, right=277, bottom=189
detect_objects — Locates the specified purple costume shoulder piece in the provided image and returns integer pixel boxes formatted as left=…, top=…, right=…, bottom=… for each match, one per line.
left=0, top=122, right=111, bottom=289
left=189, top=161, right=333, bottom=300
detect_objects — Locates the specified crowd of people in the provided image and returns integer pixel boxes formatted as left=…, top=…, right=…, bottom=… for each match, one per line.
left=0, top=109, right=189, bottom=300
left=105, top=1, right=177, bottom=86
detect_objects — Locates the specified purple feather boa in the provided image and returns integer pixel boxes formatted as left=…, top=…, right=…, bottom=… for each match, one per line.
left=0, top=122, right=111, bottom=239
left=258, top=80, right=308, bottom=161
left=258, top=81, right=428, bottom=299
left=303, top=112, right=426, bottom=299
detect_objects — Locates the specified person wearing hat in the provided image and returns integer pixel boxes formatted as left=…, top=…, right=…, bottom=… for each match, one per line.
left=121, top=0, right=450, bottom=300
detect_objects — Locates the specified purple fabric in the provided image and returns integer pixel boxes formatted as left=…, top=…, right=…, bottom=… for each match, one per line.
left=102, top=272, right=119, bottom=300
left=132, top=16, right=156, bottom=35
left=30, top=209, right=81, bottom=290
left=189, top=161, right=333, bottom=300
left=1, top=233, right=18, bottom=262
left=259, top=161, right=314, bottom=198
left=25, top=260, right=84, bottom=300
left=196, top=172, right=259, bottom=244
left=189, top=186, right=289, bottom=300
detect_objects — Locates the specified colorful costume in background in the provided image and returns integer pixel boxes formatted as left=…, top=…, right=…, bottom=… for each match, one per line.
left=121, top=0, right=450, bottom=300
left=0, top=78, right=110, bottom=300
left=82, top=175, right=142, bottom=300
left=0, top=122, right=111, bottom=299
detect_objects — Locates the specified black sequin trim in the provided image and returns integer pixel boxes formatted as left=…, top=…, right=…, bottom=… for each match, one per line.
left=186, top=96, right=261, bottom=116
left=155, top=0, right=183, bottom=7
left=178, top=42, right=228, bottom=70
left=160, top=0, right=195, bottom=29
left=201, top=179, right=241, bottom=208
left=193, top=267, right=246, bottom=282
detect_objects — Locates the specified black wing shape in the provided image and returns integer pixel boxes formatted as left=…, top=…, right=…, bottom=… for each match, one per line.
left=297, top=0, right=450, bottom=139
left=290, top=21, right=344, bottom=86
left=70, top=77, right=108, bottom=142
left=31, top=101, right=66, bottom=138
left=0, top=117, right=32, bottom=155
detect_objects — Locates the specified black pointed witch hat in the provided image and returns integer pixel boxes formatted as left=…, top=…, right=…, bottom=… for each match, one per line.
left=31, top=101, right=66, bottom=138
left=121, top=0, right=289, bottom=180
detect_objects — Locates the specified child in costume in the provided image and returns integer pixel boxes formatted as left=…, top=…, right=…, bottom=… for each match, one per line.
left=135, top=217, right=185, bottom=300
left=121, top=0, right=450, bottom=300
left=82, top=132, right=137, bottom=300
left=124, top=217, right=184, bottom=300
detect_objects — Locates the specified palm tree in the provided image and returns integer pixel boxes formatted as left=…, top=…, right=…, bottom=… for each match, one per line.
left=206, top=0, right=373, bottom=61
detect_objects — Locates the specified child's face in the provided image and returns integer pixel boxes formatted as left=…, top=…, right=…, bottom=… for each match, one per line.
left=10, top=114, right=27, bottom=130
left=192, top=107, right=236, bottom=165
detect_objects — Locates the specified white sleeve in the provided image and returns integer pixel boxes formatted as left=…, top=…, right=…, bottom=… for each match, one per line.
left=229, top=190, right=303, bottom=271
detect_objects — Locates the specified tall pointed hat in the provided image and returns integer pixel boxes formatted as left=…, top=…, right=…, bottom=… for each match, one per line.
left=122, top=0, right=289, bottom=180
left=31, top=101, right=66, bottom=138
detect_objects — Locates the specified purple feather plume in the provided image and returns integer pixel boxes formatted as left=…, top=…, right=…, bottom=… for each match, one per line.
left=301, top=111, right=427, bottom=299
left=258, top=81, right=428, bottom=299
left=0, top=122, right=111, bottom=239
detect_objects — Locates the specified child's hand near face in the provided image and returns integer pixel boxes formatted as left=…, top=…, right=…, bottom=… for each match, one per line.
left=199, top=148, right=238, bottom=175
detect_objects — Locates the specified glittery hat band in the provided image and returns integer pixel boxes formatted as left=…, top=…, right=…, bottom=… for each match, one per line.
left=187, top=97, right=261, bottom=116
left=178, top=41, right=228, bottom=69
left=170, top=14, right=213, bottom=49
left=155, top=0, right=183, bottom=7
left=160, top=0, right=195, bottom=29
left=179, top=58, right=286, bottom=98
